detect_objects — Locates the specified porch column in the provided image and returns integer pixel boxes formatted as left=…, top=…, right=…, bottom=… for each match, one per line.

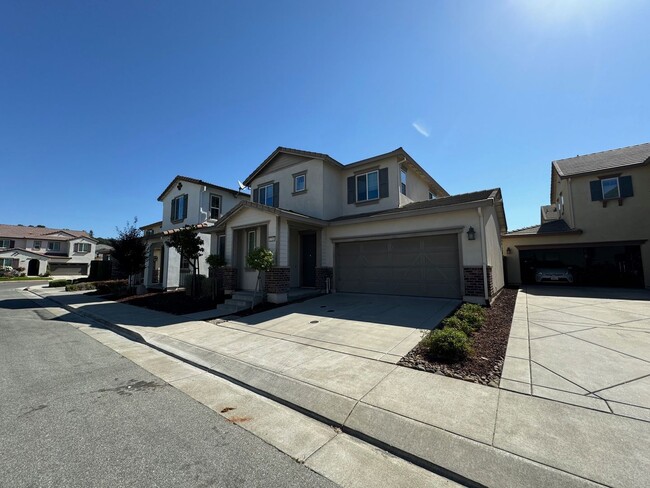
left=276, top=217, right=289, bottom=267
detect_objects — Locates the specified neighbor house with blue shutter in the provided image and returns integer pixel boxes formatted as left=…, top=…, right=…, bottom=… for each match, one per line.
left=503, top=143, right=650, bottom=288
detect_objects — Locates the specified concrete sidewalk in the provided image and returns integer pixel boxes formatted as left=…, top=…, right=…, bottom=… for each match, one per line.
left=28, top=287, right=650, bottom=488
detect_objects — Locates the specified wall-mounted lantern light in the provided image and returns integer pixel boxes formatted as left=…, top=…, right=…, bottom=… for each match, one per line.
left=467, top=226, right=476, bottom=241
left=177, top=182, right=183, bottom=191
left=506, top=247, right=512, bottom=255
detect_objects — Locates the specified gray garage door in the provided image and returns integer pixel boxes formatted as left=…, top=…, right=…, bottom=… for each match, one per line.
left=50, top=263, right=88, bottom=276
left=335, top=234, right=461, bottom=298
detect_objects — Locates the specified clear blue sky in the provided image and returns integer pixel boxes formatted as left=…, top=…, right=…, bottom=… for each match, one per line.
left=2, top=1, right=649, bottom=238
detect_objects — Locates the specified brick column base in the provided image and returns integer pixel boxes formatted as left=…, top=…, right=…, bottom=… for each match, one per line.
left=265, top=266, right=290, bottom=303
left=463, top=266, right=493, bottom=303
left=315, top=267, right=333, bottom=292
left=223, top=267, right=237, bottom=294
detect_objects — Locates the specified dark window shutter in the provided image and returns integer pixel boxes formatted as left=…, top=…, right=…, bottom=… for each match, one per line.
left=347, top=176, right=356, bottom=204
left=171, top=198, right=177, bottom=219
left=10, top=240, right=15, bottom=248
left=74, top=243, right=78, bottom=252
left=619, top=176, right=634, bottom=198
left=272, top=182, right=280, bottom=208
left=589, top=180, right=603, bottom=201
left=253, top=188, right=259, bottom=203
left=379, top=168, right=389, bottom=198
left=12, top=259, right=19, bottom=268
left=182, top=195, right=188, bottom=219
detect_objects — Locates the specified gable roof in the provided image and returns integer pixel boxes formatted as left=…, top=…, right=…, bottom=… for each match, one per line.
left=157, top=176, right=243, bottom=201
left=553, top=143, right=650, bottom=178
left=0, top=224, right=94, bottom=241
left=505, top=219, right=582, bottom=237
left=243, top=147, right=343, bottom=186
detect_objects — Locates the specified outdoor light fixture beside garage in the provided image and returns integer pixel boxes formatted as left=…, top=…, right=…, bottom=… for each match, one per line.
left=467, top=226, right=476, bottom=240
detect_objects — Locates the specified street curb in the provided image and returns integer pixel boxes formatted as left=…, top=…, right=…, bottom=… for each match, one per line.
left=29, top=288, right=606, bottom=488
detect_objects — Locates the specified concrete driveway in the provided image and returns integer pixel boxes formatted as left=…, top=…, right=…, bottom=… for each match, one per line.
left=501, top=286, right=650, bottom=421
left=214, top=293, right=460, bottom=363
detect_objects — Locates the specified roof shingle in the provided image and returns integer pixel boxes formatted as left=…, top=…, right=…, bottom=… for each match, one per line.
left=553, top=143, right=650, bottom=177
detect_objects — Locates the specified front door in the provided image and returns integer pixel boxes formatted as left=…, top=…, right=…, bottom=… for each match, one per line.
left=300, top=233, right=317, bottom=287
left=28, top=259, right=40, bottom=276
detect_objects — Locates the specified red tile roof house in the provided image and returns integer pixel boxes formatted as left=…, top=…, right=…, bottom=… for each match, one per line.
left=0, top=224, right=97, bottom=276
left=202, top=147, right=508, bottom=307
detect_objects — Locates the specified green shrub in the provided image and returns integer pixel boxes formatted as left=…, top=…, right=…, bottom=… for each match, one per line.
left=94, top=280, right=129, bottom=295
left=422, top=328, right=472, bottom=362
left=441, top=316, right=474, bottom=336
left=65, top=282, right=97, bottom=292
left=49, top=279, right=70, bottom=288
left=455, top=303, right=486, bottom=331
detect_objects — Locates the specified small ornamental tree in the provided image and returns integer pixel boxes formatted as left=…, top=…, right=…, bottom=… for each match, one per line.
left=246, top=247, right=274, bottom=309
left=110, top=218, right=147, bottom=291
left=166, top=225, right=205, bottom=297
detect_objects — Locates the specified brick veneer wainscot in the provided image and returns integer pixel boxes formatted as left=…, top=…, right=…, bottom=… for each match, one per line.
left=463, top=266, right=494, bottom=297
left=315, top=267, right=333, bottom=291
left=265, top=267, right=290, bottom=294
left=222, top=267, right=238, bottom=291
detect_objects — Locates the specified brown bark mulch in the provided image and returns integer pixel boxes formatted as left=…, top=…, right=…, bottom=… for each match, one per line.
left=398, top=288, right=519, bottom=386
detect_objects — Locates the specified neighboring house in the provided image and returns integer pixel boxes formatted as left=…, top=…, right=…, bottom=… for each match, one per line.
left=141, top=177, right=247, bottom=290
left=204, top=147, right=507, bottom=304
left=0, top=224, right=97, bottom=276
left=503, top=143, right=650, bottom=288
left=94, top=244, right=114, bottom=261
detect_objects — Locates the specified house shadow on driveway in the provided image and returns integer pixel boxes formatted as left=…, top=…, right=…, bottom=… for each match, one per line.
left=216, top=293, right=460, bottom=363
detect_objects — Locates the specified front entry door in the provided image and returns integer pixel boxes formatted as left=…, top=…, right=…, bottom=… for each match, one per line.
left=300, top=233, right=317, bottom=287
left=28, top=259, right=40, bottom=276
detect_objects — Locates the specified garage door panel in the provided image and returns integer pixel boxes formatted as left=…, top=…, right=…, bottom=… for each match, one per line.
left=335, top=234, right=461, bottom=299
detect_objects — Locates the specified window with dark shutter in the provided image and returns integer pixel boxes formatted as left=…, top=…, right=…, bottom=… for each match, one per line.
left=273, top=182, right=279, bottom=208
left=253, top=188, right=259, bottom=203
left=347, top=176, right=356, bottom=204
left=379, top=168, right=389, bottom=198
left=590, top=180, right=603, bottom=201
left=619, top=175, right=634, bottom=198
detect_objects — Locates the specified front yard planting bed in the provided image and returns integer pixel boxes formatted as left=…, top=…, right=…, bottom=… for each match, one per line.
left=398, top=288, right=518, bottom=386
left=102, top=290, right=222, bottom=315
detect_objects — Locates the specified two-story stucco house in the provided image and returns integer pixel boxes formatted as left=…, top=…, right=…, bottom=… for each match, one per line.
left=141, top=176, right=247, bottom=290
left=503, top=143, right=650, bottom=288
left=205, top=147, right=507, bottom=305
left=0, top=224, right=97, bottom=276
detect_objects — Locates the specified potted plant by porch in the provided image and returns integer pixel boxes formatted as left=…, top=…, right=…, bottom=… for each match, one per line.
left=246, top=247, right=274, bottom=310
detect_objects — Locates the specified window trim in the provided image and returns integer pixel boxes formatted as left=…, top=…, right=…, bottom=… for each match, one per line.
left=33, top=240, right=41, bottom=250
left=47, top=241, right=61, bottom=252
left=74, top=242, right=91, bottom=253
left=258, top=183, right=274, bottom=206
left=0, top=239, right=11, bottom=248
left=601, top=177, right=620, bottom=200
left=247, top=230, right=256, bottom=255
left=209, top=193, right=222, bottom=219
left=400, top=168, right=407, bottom=195
left=171, top=194, right=188, bottom=222
left=356, top=170, right=380, bottom=202
left=293, top=172, right=306, bottom=193
left=217, top=234, right=226, bottom=257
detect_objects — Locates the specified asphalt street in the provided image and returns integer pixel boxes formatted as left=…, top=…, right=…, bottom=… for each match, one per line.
left=0, top=283, right=336, bottom=487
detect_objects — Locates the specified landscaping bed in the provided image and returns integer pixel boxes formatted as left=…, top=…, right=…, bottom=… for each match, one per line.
left=105, top=290, right=222, bottom=315
left=398, top=288, right=518, bottom=386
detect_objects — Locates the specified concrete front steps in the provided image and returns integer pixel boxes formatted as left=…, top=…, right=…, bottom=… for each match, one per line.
left=216, top=291, right=265, bottom=315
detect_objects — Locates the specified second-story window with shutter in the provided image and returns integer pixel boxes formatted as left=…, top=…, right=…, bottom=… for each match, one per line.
left=210, top=194, right=221, bottom=219
left=171, top=194, right=188, bottom=222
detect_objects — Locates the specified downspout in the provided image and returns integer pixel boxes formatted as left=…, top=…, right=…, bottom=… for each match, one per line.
left=477, top=207, right=489, bottom=304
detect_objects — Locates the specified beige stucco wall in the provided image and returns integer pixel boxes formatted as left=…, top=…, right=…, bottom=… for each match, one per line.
left=339, top=156, right=400, bottom=217
left=398, top=164, right=436, bottom=206
left=483, top=207, right=505, bottom=293
left=0, top=250, right=48, bottom=275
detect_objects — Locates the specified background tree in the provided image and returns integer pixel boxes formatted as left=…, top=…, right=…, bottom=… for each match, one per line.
left=166, top=225, right=204, bottom=297
left=110, top=218, right=147, bottom=290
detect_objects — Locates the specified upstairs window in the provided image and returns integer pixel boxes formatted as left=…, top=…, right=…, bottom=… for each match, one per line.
left=253, top=182, right=279, bottom=207
left=33, top=240, right=41, bottom=250
left=590, top=175, right=633, bottom=202
left=356, top=170, right=379, bottom=202
left=293, top=173, right=306, bottom=193
left=400, top=169, right=407, bottom=195
left=74, top=243, right=91, bottom=253
left=47, top=241, right=61, bottom=251
left=145, top=229, right=154, bottom=236
left=210, top=194, right=221, bottom=219
left=259, top=184, right=273, bottom=206
left=0, top=239, right=14, bottom=248
left=171, top=194, right=188, bottom=221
